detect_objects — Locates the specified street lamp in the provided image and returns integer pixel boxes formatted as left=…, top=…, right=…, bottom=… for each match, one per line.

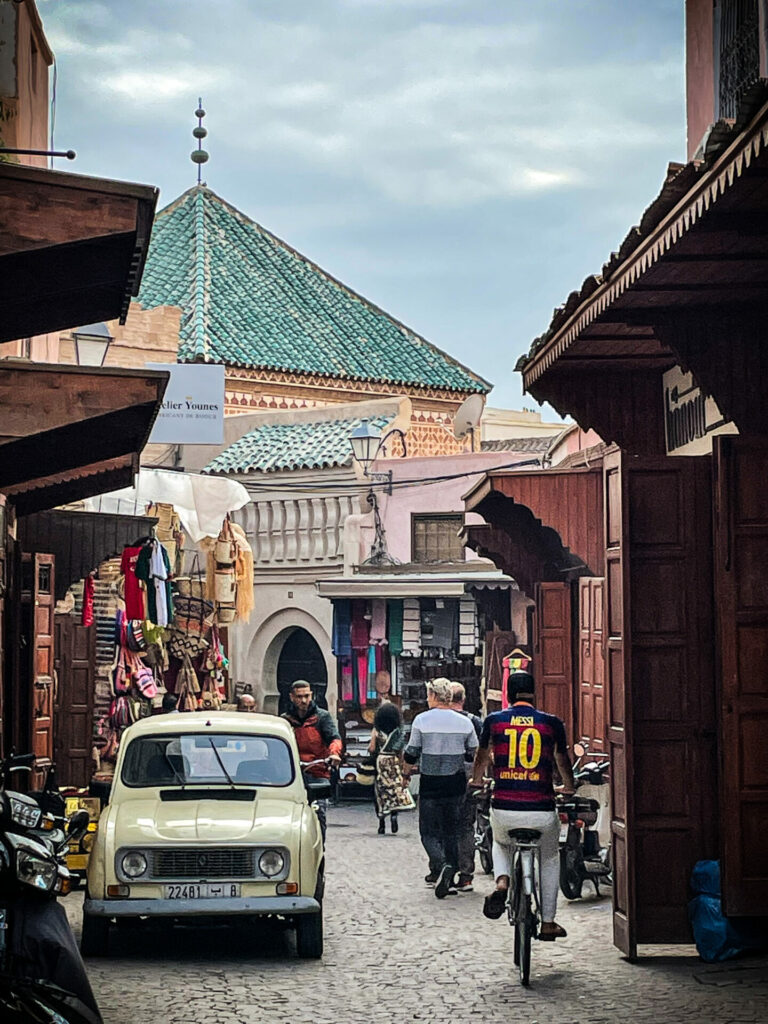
left=72, top=323, right=113, bottom=366
left=348, top=419, right=408, bottom=491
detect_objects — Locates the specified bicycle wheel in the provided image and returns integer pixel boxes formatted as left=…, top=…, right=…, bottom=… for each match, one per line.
left=517, top=893, right=532, bottom=986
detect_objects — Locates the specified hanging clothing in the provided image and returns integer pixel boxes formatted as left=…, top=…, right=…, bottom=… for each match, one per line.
left=82, top=574, right=95, bottom=627
left=367, top=646, right=377, bottom=700
left=355, top=652, right=368, bottom=706
left=485, top=630, right=517, bottom=700
left=501, top=649, right=532, bottom=710
left=230, top=522, right=255, bottom=623
left=340, top=660, right=354, bottom=702
left=387, top=600, right=403, bottom=656
left=350, top=600, right=369, bottom=650
left=369, top=599, right=387, bottom=645
left=120, top=545, right=146, bottom=620
left=135, top=541, right=173, bottom=627
left=332, top=601, right=352, bottom=657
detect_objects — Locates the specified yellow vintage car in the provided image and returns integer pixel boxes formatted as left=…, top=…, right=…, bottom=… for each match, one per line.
left=81, top=712, right=326, bottom=958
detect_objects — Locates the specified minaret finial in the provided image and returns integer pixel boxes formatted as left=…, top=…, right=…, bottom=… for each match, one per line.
left=191, top=99, right=209, bottom=185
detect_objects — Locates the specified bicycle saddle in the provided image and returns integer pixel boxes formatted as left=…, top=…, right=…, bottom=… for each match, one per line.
left=508, top=828, right=541, bottom=843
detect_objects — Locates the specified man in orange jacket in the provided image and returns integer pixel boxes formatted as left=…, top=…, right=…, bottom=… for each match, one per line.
left=281, top=680, right=342, bottom=778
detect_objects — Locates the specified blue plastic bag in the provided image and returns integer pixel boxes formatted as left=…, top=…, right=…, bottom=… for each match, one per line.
left=688, top=860, right=766, bottom=963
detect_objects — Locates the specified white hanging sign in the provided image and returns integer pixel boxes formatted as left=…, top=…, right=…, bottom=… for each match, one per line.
left=663, top=365, right=737, bottom=456
left=148, top=363, right=225, bottom=444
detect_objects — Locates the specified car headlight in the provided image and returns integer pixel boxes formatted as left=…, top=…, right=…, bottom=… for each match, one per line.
left=17, top=851, right=57, bottom=891
left=259, top=849, right=285, bottom=877
left=120, top=851, right=148, bottom=878
left=9, top=797, right=42, bottom=829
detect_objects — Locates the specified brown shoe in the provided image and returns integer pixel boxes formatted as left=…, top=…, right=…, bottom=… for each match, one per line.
left=538, top=921, right=567, bottom=941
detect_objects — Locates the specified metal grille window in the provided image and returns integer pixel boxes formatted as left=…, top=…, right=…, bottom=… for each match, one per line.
left=411, top=514, right=464, bottom=563
left=717, top=0, right=760, bottom=119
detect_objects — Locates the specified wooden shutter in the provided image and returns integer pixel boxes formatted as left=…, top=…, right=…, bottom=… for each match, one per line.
left=714, top=435, right=768, bottom=915
left=534, top=581, right=574, bottom=741
left=578, top=577, right=606, bottom=754
left=54, top=614, right=96, bottom=788
left=604, top=451, right=718, bottom=957
left=30, top=553, right=55, bottom=788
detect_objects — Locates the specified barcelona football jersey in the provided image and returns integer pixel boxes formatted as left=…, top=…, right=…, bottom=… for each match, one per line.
left=479, top=702, right=567, bottom=812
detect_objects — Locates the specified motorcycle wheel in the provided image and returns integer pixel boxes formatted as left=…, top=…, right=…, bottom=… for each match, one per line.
left=559, top=847, right=584, bottom=900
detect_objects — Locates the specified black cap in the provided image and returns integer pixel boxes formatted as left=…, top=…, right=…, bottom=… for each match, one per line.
left=507, top=671, right=535, bottom=702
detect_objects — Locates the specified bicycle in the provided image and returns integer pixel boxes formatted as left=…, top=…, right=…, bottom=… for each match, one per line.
left=505, top=827, right=543, bottom=986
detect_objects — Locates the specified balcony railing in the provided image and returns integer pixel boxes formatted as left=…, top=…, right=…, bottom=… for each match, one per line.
left=718, top=0, right=761, bottom=119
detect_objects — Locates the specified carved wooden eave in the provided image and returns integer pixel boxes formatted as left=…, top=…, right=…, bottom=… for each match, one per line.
left=520, top=95, right=768, bottom=442
left=0, top=163, right=158, bottom=343
left=0, top=362, right=168, bottom=515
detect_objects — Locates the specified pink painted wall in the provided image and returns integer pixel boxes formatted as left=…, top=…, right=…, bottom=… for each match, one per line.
left=370, top=450, right=540, bottom=564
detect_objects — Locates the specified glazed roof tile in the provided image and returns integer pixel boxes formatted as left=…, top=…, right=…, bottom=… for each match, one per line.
left=480, top=435, right=555, bottom=454
left=138, top=186, right=490, bottom=394
left=202, top=414, right=392, bottom=475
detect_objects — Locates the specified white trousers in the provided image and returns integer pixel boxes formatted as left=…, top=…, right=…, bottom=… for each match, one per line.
left=490, top=807, right=561, bottom=922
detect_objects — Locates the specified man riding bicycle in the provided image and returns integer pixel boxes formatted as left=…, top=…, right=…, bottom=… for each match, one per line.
left=470, top=671, right=575, bottom=940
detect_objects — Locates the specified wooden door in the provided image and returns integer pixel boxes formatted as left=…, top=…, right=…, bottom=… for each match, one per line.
left=28, top=553, right=55, bottom=788
left=714, top=435, right=768, bottom=916
left=534, top=582, right=574, bottom=741
left=578, top=577, right=606, bottom=754
left=54, top=614, right=95, bottom=788
left=604, top=451, right=718, bottom=957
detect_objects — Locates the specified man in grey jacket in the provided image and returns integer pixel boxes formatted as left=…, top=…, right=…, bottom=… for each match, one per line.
left=404, top=678, right=478, bottom=899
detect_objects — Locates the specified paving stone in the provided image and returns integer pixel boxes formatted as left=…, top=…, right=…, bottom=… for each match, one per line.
left=66, top=803, right=768, bottom=1024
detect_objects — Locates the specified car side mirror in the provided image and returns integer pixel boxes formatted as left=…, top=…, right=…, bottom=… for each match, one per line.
left=304, top=777, right=331, bottom=802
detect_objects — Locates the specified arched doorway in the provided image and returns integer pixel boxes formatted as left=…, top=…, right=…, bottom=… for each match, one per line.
left=276, top=628, right=328, bottom=715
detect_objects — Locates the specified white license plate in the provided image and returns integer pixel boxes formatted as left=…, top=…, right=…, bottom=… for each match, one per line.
left=163, top=883, right=241, bottom=899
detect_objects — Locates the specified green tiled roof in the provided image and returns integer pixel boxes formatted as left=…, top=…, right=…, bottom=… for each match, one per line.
left=202, top=415, right=392, bottom=475
left=138, top=186, right=490, bottom=394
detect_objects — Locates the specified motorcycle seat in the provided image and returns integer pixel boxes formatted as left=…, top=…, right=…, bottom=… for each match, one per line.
left=508, top=828, right=541, bottom=843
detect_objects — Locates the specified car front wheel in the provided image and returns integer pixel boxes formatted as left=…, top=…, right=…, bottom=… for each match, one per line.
left=295, top=910, right=323, bottom=959
left=80, top=908, right=110, bottom=958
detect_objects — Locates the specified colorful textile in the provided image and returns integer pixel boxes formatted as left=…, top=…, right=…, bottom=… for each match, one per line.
left=367, top=646, right=377, bottom=700
left=387, top=600, right=403, bottom=655
left=485, top=630, right=517, bottom=698
left=82, top=574, right=95, bottom=627
left=120, top=546, right=146, bottom=620
left=479, top=701, right=567, bottom=812
left=350, top=600, right=369, bottom=650
left=356, top=652, right=368, bottom=706
left=369, top=598, right=387, bottom=644
left=332, top=600, right=352, bottom=657
left=340, top=660, right=354, bottom=702
left=135, top=542, right=173, bottom=627
left=501, top=648, right=532, bottom=709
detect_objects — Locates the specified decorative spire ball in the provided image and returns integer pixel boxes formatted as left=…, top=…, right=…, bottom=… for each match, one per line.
left=190, top=98, right=209, bottom=185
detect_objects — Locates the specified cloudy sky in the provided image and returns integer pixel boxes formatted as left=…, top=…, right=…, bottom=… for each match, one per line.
left=41, top=0, right=685, bottom=413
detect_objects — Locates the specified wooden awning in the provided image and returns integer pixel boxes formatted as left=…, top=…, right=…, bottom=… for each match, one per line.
left=462, top=465, right=604, bottom=592
left=0, top=162, right=158, bottom=343
left=0, top=362, right=168, bottom=515
left=517, top=92, right=768, bottom=445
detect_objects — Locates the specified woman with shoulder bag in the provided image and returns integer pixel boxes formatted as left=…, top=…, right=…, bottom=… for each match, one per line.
left=369, top=701, right=412, bottom=835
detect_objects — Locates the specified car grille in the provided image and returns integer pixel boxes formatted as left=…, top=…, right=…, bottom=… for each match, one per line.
left=150, top=848, right=256, bottom=879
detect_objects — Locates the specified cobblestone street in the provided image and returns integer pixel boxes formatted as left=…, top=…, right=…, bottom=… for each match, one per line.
left=68, top=804, right=768, bottom=1024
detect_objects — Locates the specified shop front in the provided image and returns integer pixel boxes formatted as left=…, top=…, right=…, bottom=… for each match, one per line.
left=317, top=566, right=521, bottom=789
left=514, top=94, right=768, bottom=954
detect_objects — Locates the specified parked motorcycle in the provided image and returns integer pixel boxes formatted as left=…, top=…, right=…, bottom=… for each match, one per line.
left=558, top=743, right=611, bottom=899
left=0, top=752, right=102, bottom=1024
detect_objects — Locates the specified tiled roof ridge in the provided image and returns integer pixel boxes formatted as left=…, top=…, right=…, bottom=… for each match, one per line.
left=191, top=188, right=208, bottom=361
left=516, top=80, right=768, bottom=374
left=163, top=185, right=490, bottom=392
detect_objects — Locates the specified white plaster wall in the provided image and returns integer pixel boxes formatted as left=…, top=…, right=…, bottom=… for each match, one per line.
left=228, top=580, right=336, bottom=718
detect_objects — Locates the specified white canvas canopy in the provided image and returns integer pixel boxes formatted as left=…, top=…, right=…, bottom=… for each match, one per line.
left=84, top=468, right=249, bottom=541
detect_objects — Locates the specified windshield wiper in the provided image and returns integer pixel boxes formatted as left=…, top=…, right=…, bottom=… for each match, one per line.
left=207, top=738, right=237, bottom=789
left=163, top=751, right=186, bottom=789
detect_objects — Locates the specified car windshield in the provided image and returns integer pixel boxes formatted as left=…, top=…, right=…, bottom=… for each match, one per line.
left=121, top=733, right=294, bottom=788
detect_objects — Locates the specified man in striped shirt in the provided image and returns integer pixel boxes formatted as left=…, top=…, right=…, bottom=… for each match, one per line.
left=470, top=671, right=575, bottom=939
left=404, top=678, right=479, bottom=899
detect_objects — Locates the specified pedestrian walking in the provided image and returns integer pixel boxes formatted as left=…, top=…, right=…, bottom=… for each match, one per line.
left=368, top=700, right=411, bottom=835
left=449, top=681, right=483, bottom=893
left=404, top=678, right=478, bottom=899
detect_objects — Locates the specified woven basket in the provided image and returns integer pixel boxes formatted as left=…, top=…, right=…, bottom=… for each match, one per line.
left=217, top=603, right=236, bottom=624
left=214, top=568, right=236, bottom=603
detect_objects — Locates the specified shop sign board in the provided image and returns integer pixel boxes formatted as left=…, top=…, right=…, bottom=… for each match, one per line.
left=148, top=363, right=225, bottom=444
left=663, top=365, right=737, bottom=456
